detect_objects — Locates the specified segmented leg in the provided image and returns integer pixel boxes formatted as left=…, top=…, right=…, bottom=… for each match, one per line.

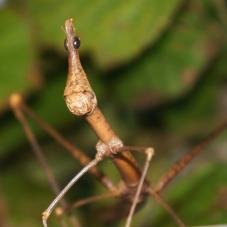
left=96, top=142, right=155, bottom=227
left=154, top=118, right=227, bottom=193
left=125, top=147, right=154, bottom=227
left=10, top=94, right=80, bottom=227
left=42, top=159, right=99, bottom=227
left=67, top=191, right=118, bottom=211
left=117, top=146, right=185, bottom=227
left=22, top=102, right=115, bottom=191
left=148, top=189, right=186, bottom=227
left=41, top=142, right=112, bottom=227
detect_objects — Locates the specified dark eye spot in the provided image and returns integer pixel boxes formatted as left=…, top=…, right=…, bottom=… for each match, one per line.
left=73, top=36, right=80, bottom=49
left=64, top=38, right=68, bottom=51
left=64, top=36, right=80, bottom=51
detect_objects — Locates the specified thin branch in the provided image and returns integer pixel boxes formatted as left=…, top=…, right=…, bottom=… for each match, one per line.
left=154, top=119, right=227, bottom=193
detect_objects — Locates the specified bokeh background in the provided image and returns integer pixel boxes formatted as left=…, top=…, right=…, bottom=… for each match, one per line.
left=0, top=0, right=227, bottom=226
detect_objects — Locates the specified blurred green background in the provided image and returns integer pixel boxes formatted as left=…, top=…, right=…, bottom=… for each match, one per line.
left=0, top=0, right=227, bottom=226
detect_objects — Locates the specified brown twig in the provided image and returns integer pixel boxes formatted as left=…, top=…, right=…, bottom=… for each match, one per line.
left=154, top=119, right=227, bottom=193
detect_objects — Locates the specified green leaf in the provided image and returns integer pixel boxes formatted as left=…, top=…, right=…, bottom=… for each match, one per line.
left=25, top=0, right=181, bottom=67
left=0, top=9, right=36, bottom=108
left=114, top=0, right=223, bottom=107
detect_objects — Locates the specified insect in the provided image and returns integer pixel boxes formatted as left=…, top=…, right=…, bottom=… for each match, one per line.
left=10, top=18, right=227, bottom=227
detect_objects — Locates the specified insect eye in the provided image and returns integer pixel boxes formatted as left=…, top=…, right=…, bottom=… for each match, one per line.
left=64, top=36, right=81, bottom=51
left=73, top=36, right=80, bottom=49
left=64, top=38, right=68, bottom=51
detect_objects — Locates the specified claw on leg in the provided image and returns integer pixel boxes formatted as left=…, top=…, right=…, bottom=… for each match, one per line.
left=41, top=159, right=99, bottom=227
left=42, top=210, right=49, bottom=227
